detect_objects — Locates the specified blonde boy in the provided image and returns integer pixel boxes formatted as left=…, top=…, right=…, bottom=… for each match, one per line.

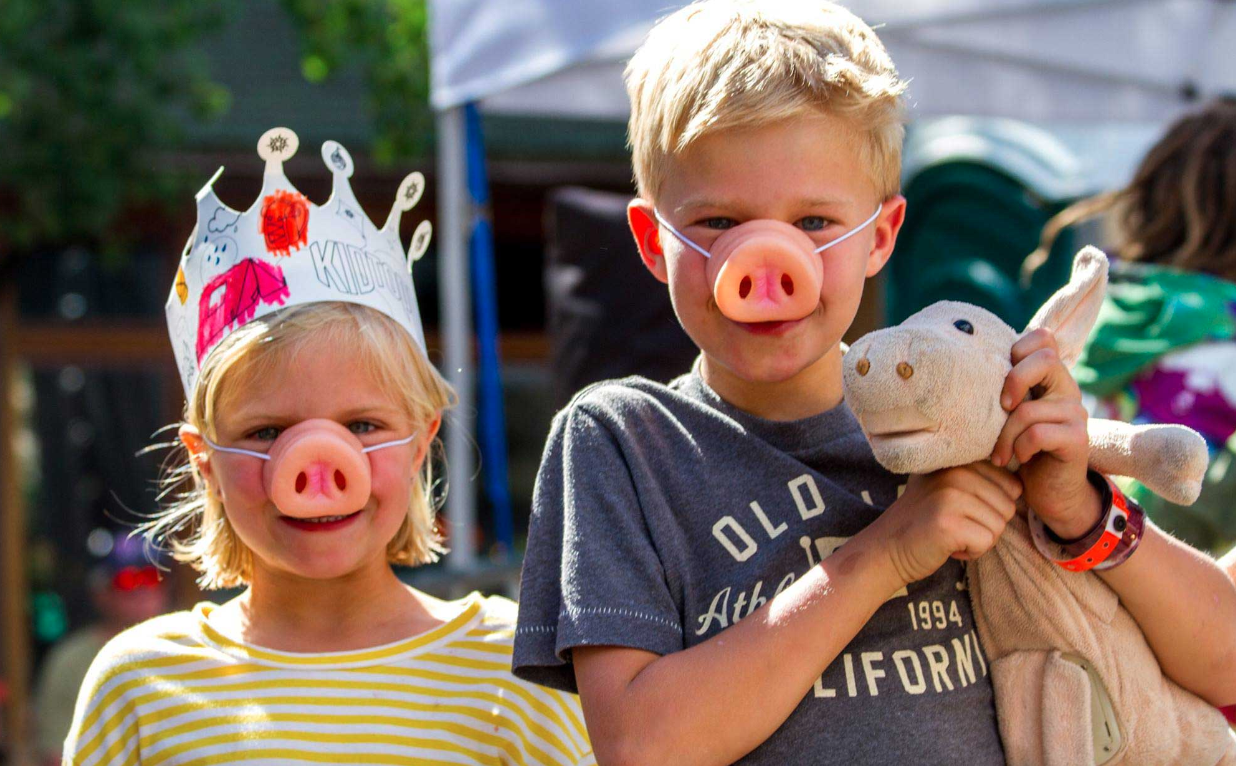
left=514, top=2, right=1236, bottom=763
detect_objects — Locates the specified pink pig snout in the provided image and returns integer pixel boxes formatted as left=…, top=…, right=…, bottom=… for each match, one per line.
left=262, top=419, right=371, bottom=518
left=706, top=221, right=823, bottom=323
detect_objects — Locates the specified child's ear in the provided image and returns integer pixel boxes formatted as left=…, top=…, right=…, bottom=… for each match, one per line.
left=865, top=195, right=907, bottom=278
left=1022, top=246, right=1108, bottom=367
left=627, top=199, right=669, bottom=284
left=179, top=424, right=219, bottom=493
left=410, top=416, right=442, bottom=469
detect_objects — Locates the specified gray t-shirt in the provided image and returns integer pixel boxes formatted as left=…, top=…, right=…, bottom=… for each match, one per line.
left=514, top=368, right=1004, bottom=765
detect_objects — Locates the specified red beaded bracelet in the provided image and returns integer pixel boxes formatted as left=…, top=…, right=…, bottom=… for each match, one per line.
left=1027, top=471, right=1145, bottom=572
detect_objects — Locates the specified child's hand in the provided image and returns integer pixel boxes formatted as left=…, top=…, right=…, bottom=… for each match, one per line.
left=874, top=462, right=1022, bottom=587
left=990, top=328, right=1102, bottom=539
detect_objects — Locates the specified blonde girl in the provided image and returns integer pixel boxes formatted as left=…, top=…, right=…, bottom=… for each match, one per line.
left=64, top=134, right=592, bottom=765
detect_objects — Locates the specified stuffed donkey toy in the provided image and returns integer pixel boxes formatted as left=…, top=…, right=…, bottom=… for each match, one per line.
left=843, top=247, right=1235, bottom=765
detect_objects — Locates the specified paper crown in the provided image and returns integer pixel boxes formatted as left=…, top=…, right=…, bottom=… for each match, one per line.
left=165, top=127, right=432, bottom=395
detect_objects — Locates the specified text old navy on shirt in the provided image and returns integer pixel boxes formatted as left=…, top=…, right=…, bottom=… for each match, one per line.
left=709, top=472, right=906, bottom=564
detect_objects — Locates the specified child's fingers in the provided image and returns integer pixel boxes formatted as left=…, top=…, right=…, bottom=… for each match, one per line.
left=1000, top=346, right=1076, bottom=411
left=968, top=460, right=1024, bottom=504
left=952, top=513, right=1006, bottom=559
left=991, top=398, right=1086, bottom=467
left=1011, top=421, right=1087, bottom=466
left=968, top=497, right=1014, bottom=538
left=958, top=470, right=1020, bottom=521
left=950, top=511, right=1009, bottom=560
left=933, top=468, right=1013, bottom=520
left=1010, top=327, right=1058, bottom=365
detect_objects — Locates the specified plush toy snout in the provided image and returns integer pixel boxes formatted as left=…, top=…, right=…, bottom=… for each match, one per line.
left=844, top=301, right=1018, bottom=475
left=845, top=326, right=955, bottom=462
left=847, top=326, right=936, bottom=386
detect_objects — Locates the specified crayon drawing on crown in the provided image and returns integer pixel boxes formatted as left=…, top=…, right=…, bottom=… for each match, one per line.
left=165, top=127, right=433, bottom=397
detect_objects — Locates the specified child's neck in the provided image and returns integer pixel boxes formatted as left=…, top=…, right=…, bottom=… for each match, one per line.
left=222, top=557, right=446, bottom=653
left=700, top=344, right=845, bottom=421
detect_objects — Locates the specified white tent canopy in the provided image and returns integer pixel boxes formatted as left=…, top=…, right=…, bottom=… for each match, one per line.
left=426, top=0, right=1234, bottom=565
left=431, top=0, right=1236, bottom=121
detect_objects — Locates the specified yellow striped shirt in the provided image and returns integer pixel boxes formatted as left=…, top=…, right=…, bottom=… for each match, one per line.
left=65, top=593, right=593, bottom=766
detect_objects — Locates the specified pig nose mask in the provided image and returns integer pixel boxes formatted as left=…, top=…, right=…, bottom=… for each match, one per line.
left=203, top=419, right=417, bottom=518
left=653, top=205, right=882, bottom=323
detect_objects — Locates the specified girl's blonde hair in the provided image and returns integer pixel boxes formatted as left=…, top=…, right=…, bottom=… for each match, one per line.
left=625, top=0, right=908, bottom=202
left=147, top=302, right=456, bottom=590
left=1027, top=97, right=1236, bottom=281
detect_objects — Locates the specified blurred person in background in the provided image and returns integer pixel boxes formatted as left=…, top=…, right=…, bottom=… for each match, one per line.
left=1031, top=96, right=1236, bottom=555
left=31, top=534, right=169, bottom=766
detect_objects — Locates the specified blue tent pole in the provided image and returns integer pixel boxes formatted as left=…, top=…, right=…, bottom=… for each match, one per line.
left=463, top=102, right=514, bottom=555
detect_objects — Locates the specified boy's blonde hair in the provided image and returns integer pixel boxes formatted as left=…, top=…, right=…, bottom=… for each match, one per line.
left=625, top=0, right=908, bottom=203
left=147, top=302, right=455, bottom=590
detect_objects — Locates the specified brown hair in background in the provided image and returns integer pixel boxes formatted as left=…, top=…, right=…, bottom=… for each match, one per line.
left=1026, top=97, right=1236, bottom=282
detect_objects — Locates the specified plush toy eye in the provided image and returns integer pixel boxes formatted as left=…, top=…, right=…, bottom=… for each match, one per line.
left=953, top=319, right=974, bottom=335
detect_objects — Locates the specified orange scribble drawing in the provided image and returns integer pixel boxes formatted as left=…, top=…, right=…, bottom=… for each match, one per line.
left=174, top=267, right=189, bottom=304
left=260, top=189, right=309, bottom=257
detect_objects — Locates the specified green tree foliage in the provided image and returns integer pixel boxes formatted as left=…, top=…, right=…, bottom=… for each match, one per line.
left=0, top=0, right=235, bottom=250
left=280, top=0, right=431, bottom=164
left=0, top=1, right=431, bottom=253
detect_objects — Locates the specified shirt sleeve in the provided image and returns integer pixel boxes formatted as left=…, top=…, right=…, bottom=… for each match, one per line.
left=513, top=397, right=684, bottom=693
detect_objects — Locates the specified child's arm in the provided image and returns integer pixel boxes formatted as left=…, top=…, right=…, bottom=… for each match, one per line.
left=1095, top=522, right=1236, bottom=706
left=573, top=462, right=1021, bottom=766
left=993, top=328, right=1236, bottom=707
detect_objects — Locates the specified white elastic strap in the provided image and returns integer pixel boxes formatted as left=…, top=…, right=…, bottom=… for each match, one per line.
left=812, top=204, right=883, bottom=254
left=361, top=433, right=418, bottom=453
left=653, top=209, right=712, bottom=258
left=204, top=432, right=417, bottom=461
left=653, top=204, right=884, bottom=259
left=203, top=439, right=272, bottom=460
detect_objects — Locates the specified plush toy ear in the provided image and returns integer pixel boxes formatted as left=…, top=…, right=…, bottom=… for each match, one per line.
left=1022, top=246, right=1109, bottom=367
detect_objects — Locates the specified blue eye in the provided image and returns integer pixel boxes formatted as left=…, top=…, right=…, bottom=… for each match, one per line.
left=701, top=218, right=736, bottom=231
left=250, top=426, right=282, bottom=441
left=798, top=216, right=827, bottom=231
left=953, top=319, right=974, bottom=335
left=348, top=421, right=377, bottom=435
